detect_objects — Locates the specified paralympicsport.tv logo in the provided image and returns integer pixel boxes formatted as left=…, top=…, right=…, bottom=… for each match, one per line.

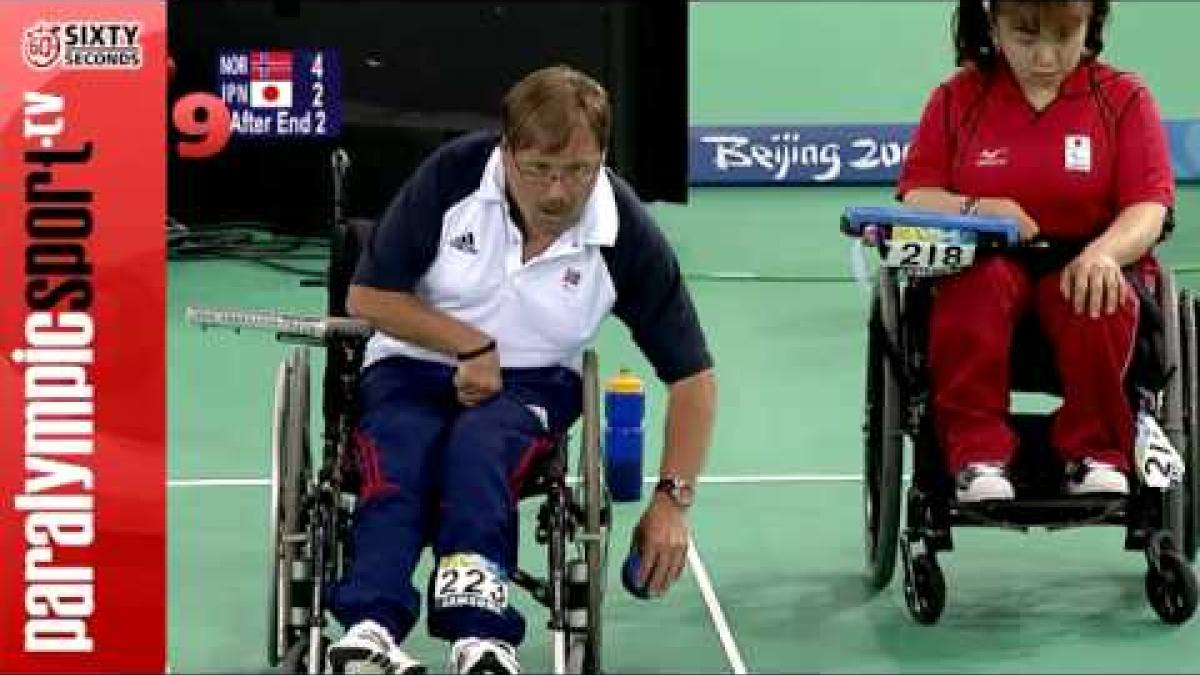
left=22, top=20, right=143, bottom=70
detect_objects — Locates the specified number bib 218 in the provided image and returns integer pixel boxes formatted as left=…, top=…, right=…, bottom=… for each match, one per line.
left=882, top=226, right=976, bottom=273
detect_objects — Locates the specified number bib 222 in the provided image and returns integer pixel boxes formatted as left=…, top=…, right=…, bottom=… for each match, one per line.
left=433, top=552, right=510, bottom=615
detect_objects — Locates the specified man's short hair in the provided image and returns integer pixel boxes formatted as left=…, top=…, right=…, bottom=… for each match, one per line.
left=501, top=65, right=610, bottom=153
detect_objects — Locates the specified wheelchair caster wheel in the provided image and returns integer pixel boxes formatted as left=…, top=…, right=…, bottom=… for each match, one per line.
left=903, top=554, right=946, bottom=625
left=1146, top=551, right=1198, bottom=624
left=278, top=635, right=330, bottom=675
left=277, top=637, right=307, bottom=674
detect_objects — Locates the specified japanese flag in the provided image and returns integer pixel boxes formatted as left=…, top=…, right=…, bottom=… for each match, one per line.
left=250, top=80, right=292, bottom=108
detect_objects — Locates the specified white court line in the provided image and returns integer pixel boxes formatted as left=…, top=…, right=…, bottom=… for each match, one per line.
left=166, top=474, right=871, bottom=488
left=688, top=535, right=749, bottom=675
left=688, top=474, right=860, bottom=484
left=169, top=477, right=270, bottom=487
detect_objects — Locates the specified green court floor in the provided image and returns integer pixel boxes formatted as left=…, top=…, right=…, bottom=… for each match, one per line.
left=169, top=186, right=1200, bottom=673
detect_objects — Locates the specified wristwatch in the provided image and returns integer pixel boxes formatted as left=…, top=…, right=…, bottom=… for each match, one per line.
left=654, top=475, right=695, bottom=509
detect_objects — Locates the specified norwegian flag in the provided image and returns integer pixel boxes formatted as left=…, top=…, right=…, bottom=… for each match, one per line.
left=248, top=50, right=293, bottom=108
left=250, top=50, right=293, bottom=81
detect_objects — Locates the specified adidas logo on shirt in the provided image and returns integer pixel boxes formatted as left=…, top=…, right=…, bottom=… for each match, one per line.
left=448, top=231, right=478, bottom=255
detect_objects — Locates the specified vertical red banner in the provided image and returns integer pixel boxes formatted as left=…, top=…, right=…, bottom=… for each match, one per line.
left=0, top=2, right=165, bottom=672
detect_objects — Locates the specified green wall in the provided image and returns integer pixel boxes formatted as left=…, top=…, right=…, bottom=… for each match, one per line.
left=689, top=1, right=1200, bottom=124
left=668, top=1, right=1200, bottom=277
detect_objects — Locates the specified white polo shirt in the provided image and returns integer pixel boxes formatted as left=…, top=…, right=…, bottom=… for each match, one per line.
left=354, top=130, right=711, bottom=384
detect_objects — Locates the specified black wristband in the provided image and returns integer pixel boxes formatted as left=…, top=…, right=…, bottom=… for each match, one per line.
left=457, top=339, right=496, bottom=361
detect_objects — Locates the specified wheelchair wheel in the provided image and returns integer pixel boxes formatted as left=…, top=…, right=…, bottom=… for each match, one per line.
left=569, top=348, right=607, bottom=674
left=1160, top=273, right=1189, bottom=559
left=1181, top=291, right=1199, bottom=561
left=268, top=347, right=313, bottom=668
left=902, top=552, right=946, bottom=626
left=1146, top=549, right=1198, bottom=625
left=864, top=269, right=904, bottom=590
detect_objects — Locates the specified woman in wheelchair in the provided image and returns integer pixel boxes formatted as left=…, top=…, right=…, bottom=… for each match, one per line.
left=897, top=0, right=1174, bottom=503
left=325, top=66, right=716, bottom=674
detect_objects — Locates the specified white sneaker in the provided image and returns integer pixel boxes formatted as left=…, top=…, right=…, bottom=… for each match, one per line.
left=955, top=463, right=1015, bottom=503
left=449, top=637, right=520, bottom=675
left=326, top=620, right=425, bottom=674
left=1066, top=459, right=1129, bottom=496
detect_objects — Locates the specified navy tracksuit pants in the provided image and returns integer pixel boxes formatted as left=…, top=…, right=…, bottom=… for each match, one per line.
left=329, top=356, right=582, bottom=646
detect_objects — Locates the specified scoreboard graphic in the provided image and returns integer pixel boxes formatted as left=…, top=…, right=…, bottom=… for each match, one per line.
left=216, top=48, right=340, bottom=138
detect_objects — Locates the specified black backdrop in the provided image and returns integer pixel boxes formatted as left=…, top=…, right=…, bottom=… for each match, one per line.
left=168, top=0, right=687, bottom=234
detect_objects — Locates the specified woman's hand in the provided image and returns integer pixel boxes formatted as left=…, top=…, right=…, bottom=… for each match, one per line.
left=1060, top=246, right=1126, bottom=318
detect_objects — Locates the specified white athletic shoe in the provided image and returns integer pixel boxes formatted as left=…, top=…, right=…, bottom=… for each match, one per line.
left=326, top=620, right=425, bottom=674
left=955, top=463, right=1015, bottom=503
left=449, top=637, right=520, bottom=675
left=1066, top=459, right=1129, bottom=496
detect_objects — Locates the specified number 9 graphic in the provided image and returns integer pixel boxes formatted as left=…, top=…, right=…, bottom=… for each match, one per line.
left=172, top=92, right=233, bottom=159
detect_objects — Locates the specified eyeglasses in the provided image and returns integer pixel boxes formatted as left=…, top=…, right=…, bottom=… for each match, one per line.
left=511, top=158, right=603, bottom=187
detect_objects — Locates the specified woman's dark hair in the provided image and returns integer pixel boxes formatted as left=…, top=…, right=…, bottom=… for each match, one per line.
left=954, top=0, right=1111, bottom=69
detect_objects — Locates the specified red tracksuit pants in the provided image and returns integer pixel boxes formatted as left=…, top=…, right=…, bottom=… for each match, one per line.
left=928, top=254, right=1139, bottom=476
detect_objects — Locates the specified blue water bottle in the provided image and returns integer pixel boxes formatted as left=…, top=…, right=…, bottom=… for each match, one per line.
left=604, top=369, right=645, bottom=503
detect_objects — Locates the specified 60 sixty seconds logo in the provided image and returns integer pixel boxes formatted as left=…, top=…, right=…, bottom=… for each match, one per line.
left=23, top=21, right=143, bottom=70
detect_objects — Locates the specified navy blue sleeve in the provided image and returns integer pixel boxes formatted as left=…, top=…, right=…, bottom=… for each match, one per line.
left=353, top=131, right=496, bottom=291
left=603, top=174, right=713, bottom=384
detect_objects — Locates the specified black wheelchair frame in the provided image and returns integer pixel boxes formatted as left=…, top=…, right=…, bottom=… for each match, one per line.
left=862, top=258, right=1200, bottom=626
left=189, top=152, right=613, bottom=674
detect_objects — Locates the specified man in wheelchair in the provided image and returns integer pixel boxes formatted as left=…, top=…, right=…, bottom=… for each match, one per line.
left=896, top=0, right=1176, bottom=504
left=325, top=65, right=716, bottom=674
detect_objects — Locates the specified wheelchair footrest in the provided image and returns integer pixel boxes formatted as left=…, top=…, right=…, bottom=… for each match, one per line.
left=511, top=568, right=549, bottom=607
left=950, top=496, right=1128, bottom=528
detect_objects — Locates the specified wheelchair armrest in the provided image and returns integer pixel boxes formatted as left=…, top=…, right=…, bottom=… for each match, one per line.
left=187, top=306, right=373, bottom=343
left=842, top=205, right=1021, bottom=246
